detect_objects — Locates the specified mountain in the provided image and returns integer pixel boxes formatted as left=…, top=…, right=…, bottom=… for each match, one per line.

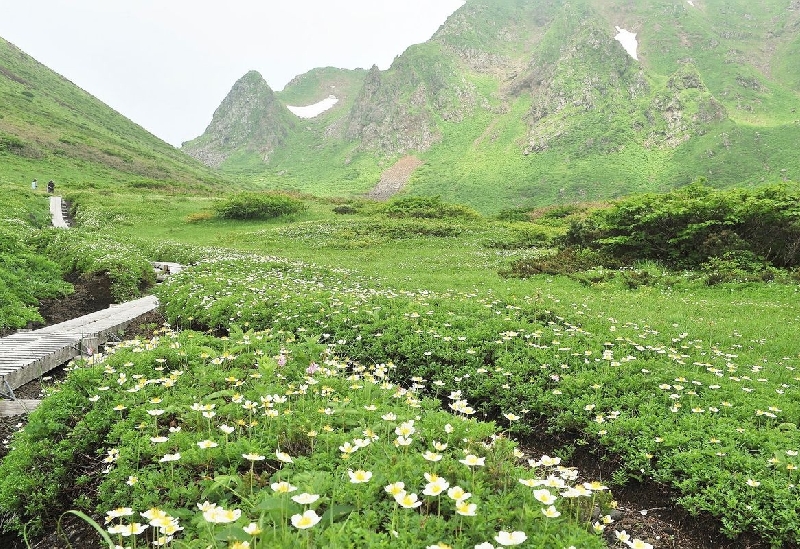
left=184, top=0, right=800, bottom=212
left=0, top=37, right=225, bottom=192
left=182, top=71, right=298, bottom=168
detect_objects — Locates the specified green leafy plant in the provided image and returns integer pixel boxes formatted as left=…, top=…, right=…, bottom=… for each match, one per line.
left=383, top=196, right=481, bottom=221
left=564, top=183, right=800, bottom=271
left=215, top=192, right=307, bottom=221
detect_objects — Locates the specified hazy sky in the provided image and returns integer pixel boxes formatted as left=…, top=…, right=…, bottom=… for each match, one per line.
left=0, top=0, right=465, bottom=147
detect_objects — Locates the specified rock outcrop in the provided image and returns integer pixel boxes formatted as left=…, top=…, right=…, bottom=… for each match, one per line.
left=182, top=71, right=295, bottom=167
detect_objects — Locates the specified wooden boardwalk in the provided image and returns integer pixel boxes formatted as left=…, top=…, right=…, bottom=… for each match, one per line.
left=0, top=295, right=158, bottom=414
left=0, top=197, right=179, bottom=415
left=49, top=195, right=70, bottom=228
left=152, top=261, right=183, bottom=281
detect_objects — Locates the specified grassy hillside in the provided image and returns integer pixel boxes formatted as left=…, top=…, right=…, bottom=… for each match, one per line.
left=277, top=66, right=367, bottom=106
left=0, top=37, right=227, bottom=193
left=407, top=0, right=800, bottom=210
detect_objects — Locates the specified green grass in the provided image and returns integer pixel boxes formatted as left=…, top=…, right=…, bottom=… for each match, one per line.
left=3, top=187, right=800, bottom=547
left=0, top=185, right=74, bottom=330
left=0, top=37, right=229, bottom=194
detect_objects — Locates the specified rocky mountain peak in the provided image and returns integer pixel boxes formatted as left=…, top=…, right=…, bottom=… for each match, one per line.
left=182, top=70, right=295, bottom=167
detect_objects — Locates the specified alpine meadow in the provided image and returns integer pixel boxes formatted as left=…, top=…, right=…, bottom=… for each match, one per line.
left=1, top=1, right=800, bottom=549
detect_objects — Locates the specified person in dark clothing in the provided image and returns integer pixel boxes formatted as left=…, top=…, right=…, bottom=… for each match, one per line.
left=47, top=180, right=55, bottom=194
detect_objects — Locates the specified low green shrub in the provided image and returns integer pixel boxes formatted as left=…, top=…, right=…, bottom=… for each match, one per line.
left=482, top=223, right=556, bottom=249
left=32, top=229, right=155, bottom=301
left=332, top=204, right=360, bottom=215
left=494, top=207, right=532, bottom=222
left=564, top=182, right=800, bottom=271
left=500, top=248, right=617, bottom=278
left=270, top=218, right=472, bottom=249
left=0, top=365, right=110, bottom=535
left=383, top=196, right=481, bottom=221
left=701, top=251, right=782, bottom=285
left=0, top=133, right=26, bottom=155
left=215, top=192, right=306, bottom=220
left=0, top=189, right=72, bottom=330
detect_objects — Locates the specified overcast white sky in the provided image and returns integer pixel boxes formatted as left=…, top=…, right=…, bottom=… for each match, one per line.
left=0, top=1, right=465, bottom=147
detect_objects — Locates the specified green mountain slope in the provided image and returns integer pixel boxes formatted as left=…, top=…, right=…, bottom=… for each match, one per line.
left=0, top=37, right=225, bottom=191
left=185, top=0, right=800, bottom=212
left=277, top=66, right=367, bottom=108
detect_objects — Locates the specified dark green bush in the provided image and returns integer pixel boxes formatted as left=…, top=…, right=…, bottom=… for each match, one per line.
left=332, top=204, right=360, bottom=215
left=215, top=192, right=306, bottom=220
left=563, top=183, right=800, bottom=271
left=535, top=204, right=586, bottom=220
left=495, top=207, right=532, bottom=222
left=383, top=196, right=481, bottom=220
left=500, top=248, right=617, bottom=278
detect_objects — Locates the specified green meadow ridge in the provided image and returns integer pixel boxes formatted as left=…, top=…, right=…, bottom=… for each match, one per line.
left=183, top=0, right=800, bottom=211
left=0, top=37, right=224, bottom=193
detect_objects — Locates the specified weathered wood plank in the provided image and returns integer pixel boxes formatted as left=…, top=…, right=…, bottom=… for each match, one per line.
left=0, top=295, right=159, bottom=395
left=0, top=399, right=42, bottom=416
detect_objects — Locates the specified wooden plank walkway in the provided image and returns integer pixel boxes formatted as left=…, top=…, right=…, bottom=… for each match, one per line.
left=49, top=195, right=70, bottom=228
left=152, top=261, right=183, bottom=281
left=0, top=198, right=177, bottom=414
left=0, top=295, right=159, bottom=413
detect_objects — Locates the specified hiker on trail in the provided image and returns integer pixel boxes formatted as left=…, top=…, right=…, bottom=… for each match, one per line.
left=47, top=180, right=55, bottom=194
left=31, top=179, right=37, bottom=190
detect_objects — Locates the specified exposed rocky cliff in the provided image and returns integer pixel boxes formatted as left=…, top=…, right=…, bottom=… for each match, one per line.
left=344, top=65, right=441, bottom=155
left=182, top=71, right=295, bottom=168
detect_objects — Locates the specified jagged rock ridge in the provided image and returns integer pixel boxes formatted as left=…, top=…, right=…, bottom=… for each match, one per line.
left=182, top=0, right=800, bottom=208
left=182, top=71, right=296, bottom=168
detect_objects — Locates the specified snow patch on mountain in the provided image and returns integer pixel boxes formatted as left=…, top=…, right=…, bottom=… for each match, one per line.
left=614, top=26, right=639, bottom=60
left=287, top=95, right=339, bottom=118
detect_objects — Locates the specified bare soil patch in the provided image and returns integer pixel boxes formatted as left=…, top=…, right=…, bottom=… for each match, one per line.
left=521, top=429, right=769, bottom=549
left=37, top=272, right=115, bottom=325
left=367, top=155, right=423, bottom=200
